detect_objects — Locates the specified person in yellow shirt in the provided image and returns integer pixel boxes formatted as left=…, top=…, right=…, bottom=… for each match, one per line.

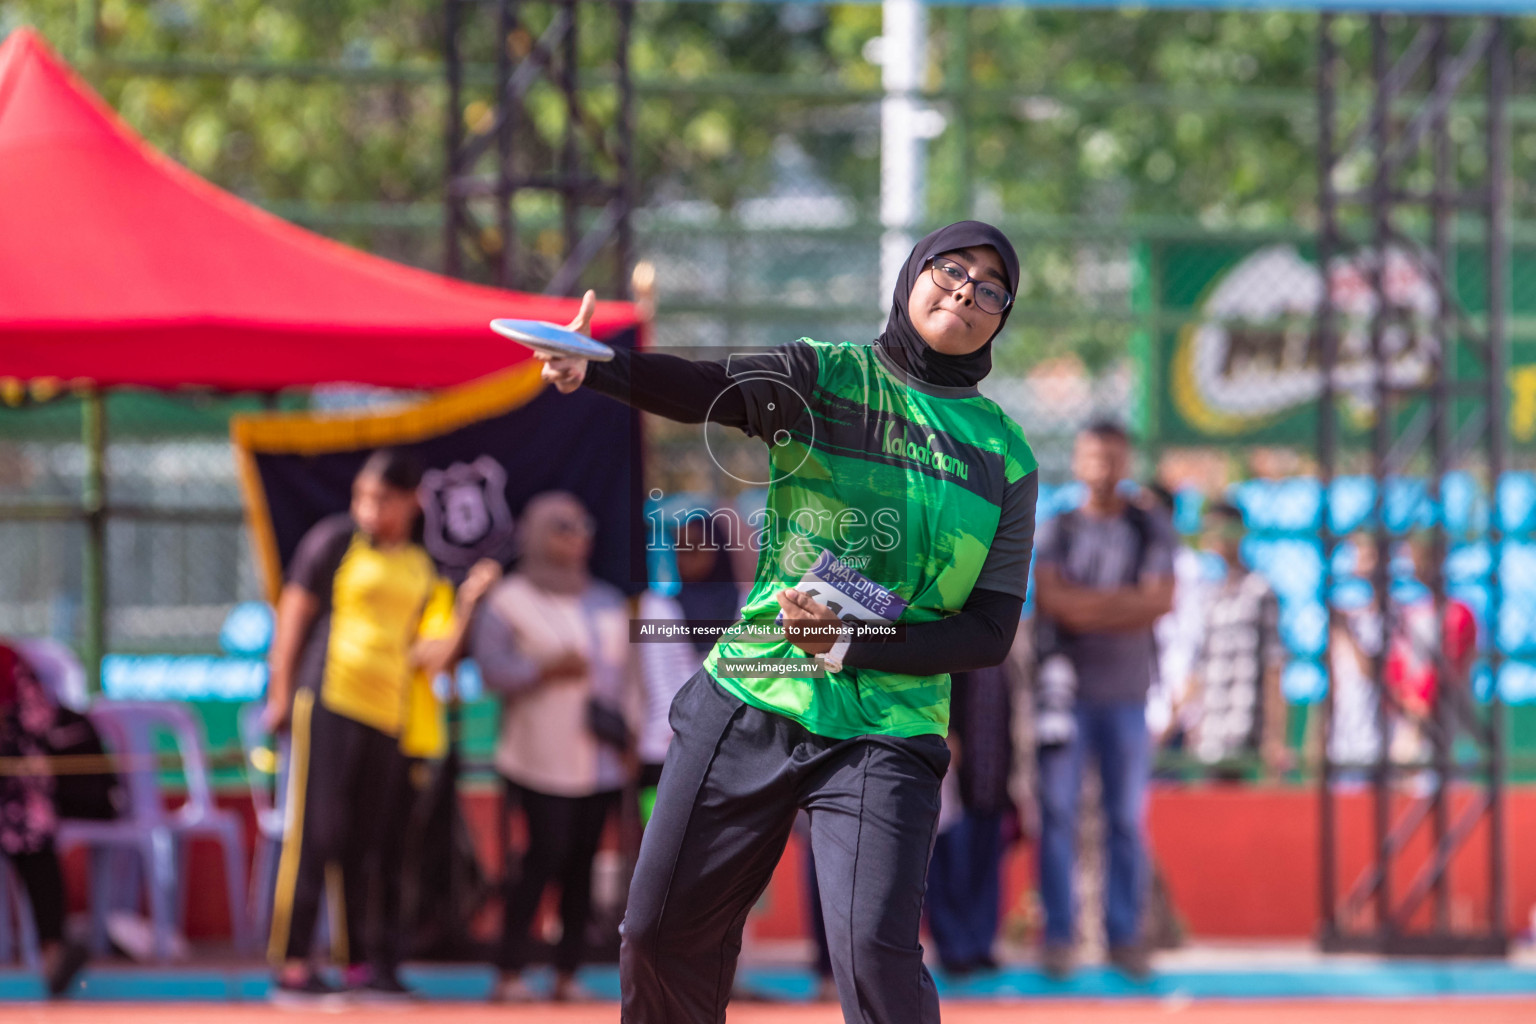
left=372, top=581, right=458, bottom=974
left=262, top=449, right=500, bottom=1006
left=400, top=584, right=459, bottom=762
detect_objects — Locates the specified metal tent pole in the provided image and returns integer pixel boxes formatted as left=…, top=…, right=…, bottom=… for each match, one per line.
left=82, top=390, right=106, bottom=692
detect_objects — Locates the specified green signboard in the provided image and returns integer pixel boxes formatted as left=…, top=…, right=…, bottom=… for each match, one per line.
left=1144, top=237, right=1536, bottom=450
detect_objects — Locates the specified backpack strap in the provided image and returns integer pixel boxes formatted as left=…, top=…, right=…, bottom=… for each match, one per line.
left=1121, top=503, right=1153, bottom=586
left=1034, top=509, right=1080, bottom=659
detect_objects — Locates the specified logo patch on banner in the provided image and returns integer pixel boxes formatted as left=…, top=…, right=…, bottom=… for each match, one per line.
left=421, top=456, right=516, bottom=570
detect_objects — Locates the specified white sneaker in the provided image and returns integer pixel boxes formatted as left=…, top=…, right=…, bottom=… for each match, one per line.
left=105, top=912, right=189, bottom=963
left=489, top=975, right=539, bottom=1003
left=269, top=972, right=348, bottom=1012
left=551, top=976, right=599, bottom=1002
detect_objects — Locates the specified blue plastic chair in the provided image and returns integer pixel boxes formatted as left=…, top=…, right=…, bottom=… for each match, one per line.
left=55, top=701, right=250, bottom=961
left=0, top=854, right=42, bottom=970
left=238, top=703, right=283, bottom=947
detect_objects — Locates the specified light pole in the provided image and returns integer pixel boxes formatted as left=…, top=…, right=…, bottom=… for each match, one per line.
left=880, top=0, right=929, bottom=298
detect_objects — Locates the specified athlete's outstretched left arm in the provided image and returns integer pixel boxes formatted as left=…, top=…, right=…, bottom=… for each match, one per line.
left=536, top=290, right=816, bottom=441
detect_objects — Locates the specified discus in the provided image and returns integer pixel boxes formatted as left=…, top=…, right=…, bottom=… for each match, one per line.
left=489, top=318, right=615, bottom=362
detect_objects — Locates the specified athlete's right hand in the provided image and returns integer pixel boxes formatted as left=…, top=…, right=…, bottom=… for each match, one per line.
left=538, top=352, right=588, bottom=394
left=538, top=288, right=596, bottom=394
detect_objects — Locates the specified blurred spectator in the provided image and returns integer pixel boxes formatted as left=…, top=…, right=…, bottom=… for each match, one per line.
left=1032, top=421, right=1176, bottom=981
left=636, top=512, right=743, bottom=818
left=473, top=492, right=638, bottom=1003
left=8, top=640, right=88, bottom=712
left=925, top=654, right=1023, bottom=976
left=1326, top=534, right=1385, bottom=777
left=1319, top=531, right=1478, bottom=784
left=1183, top=501, right=1289, bottom=780
left=0, top=643, right=89, bottom=997
left=263, top=450, right=492, bottom=1006
left=379, top=558, right=500, bottom=976
left=1384, top=532, right=1477, bottom=770
left=1140, top=483, right=1210, bottom=751
left=636, top=511, right=779, bottom=1002
left=797, top=814, right=837, bottom=1001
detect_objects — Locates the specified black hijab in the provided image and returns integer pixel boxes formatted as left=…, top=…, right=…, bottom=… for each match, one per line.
left=877, top=220, right=1021, bottom=389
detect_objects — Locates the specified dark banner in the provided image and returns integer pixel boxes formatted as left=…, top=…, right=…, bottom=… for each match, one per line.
left=232, top=328, right=645, bottom=597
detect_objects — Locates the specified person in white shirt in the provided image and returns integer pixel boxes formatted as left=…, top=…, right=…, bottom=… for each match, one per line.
left=471, top=492, right=638, bottom=1003
left=1140, top=483, right=1210, bottom=745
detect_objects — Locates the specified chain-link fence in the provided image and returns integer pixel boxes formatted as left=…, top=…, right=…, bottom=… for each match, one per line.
left=0, top=394, right=264, bottom=652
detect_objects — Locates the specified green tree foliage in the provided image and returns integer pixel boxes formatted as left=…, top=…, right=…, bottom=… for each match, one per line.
left=6, top=1, right=1536, bottom=370
left=0, top=3, right=1314, bottom=225
left=9, top=5, right=1536, bottom=236
left=940, top=8, right=1318, bottom=228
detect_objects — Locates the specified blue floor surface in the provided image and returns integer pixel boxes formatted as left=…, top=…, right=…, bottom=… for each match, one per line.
left=3, top=959, right=1536, bottom=1003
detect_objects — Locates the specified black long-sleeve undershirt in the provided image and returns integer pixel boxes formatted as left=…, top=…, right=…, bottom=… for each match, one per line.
left=583, top=346, right=745, bottom=427
left=844, top=586, right=1023, bottom=675
left=580, top=343, right=1026, bottom=674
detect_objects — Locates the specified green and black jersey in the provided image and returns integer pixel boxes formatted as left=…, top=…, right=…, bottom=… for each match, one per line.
left=688, top=339, right=1039, bottom=739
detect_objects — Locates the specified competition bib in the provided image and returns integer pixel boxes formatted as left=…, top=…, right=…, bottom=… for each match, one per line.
left=777, top=549, right=908, bottom=626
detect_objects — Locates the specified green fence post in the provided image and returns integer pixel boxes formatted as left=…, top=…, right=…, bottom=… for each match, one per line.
left=82, top=390, right=106, bottom=692
left=1130, top=239, right=1162, bottom=458
left=74, top=0, right=98, bottom=59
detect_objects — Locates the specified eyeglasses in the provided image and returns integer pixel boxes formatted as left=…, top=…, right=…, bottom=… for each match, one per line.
left=551, top=517, right=594, bottom=537
left=928, top=256, right=1013, bottom=316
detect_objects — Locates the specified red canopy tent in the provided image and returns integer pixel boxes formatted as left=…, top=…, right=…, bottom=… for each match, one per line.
left=0, top=28, right=639, bottom=391
left=0, top=28, right=648, bottom=688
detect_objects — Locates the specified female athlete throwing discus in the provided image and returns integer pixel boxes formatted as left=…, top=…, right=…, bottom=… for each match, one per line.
left=541, top=222, right=1037, bottom=1024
